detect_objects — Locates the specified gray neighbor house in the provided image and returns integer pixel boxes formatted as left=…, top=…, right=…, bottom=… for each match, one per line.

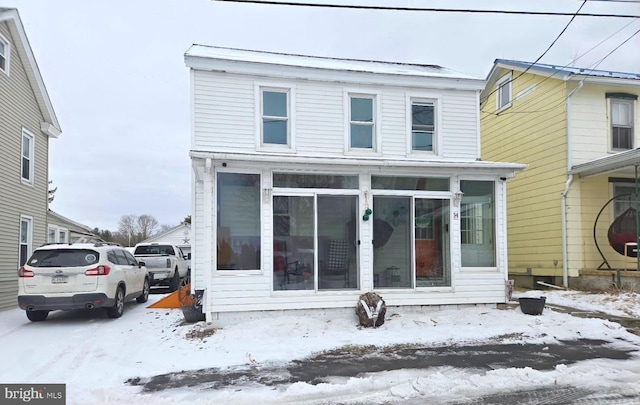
left=0, top=8, right=61, bottom=310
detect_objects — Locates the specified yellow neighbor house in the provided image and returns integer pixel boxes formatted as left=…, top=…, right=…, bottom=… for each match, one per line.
left=480, top=59, right=640, bottom=290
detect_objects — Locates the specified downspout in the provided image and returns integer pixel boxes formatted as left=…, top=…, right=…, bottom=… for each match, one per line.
left=203, top=157, right=213, bottom=320
left=561, top=80, right=583, bottom=287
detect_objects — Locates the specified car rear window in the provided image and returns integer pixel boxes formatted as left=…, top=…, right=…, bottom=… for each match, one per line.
left=134, top=245, right=175, bottom=255
left=27, top=249, right=100, bottom=267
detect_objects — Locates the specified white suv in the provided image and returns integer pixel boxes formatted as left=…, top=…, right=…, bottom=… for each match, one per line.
left=17, top=242, right=150, bottom=322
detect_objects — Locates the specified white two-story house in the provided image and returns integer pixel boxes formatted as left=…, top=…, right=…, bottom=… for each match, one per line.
left=185, top=46, right=525, bottom=324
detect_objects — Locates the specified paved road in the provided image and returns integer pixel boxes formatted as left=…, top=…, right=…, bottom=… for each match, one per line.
left=128, top=338, right=640, bottom=403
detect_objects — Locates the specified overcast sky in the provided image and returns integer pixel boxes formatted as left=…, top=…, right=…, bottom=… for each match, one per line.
left=6, top=0, right=640, bottom=232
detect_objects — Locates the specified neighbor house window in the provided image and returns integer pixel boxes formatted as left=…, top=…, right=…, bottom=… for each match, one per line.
left=496, top=73, right=512, bottom=111
left=411, top=100, right=435, bottom=151
left=47, top=225, right=69, bottom=243
left=0, top=33, right=8, bottom=74
left=19, top=216, right=33, bottom=266
left=610, top=98, right=634, bottom=150
left=216, top=173, right=261, bottom=270
left=261, top=89, right=289, bottom=146
left=460, top=180, right=495, bottom=267
left=349, top=95, right=375, bottom=149
left=21, top=130, right=34, bottom=184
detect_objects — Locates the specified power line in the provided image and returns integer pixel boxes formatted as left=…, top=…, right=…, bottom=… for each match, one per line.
left=213, top=0, right=640, bottom=17
left=481, top=27, right=640, bottom=116
left=479, top=0, right=587, bottom=106
left=481, top=18, right=640, bottom=114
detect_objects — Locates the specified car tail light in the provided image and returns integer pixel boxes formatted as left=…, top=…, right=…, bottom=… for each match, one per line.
left=18, top=266, right=34, bottom=277
left=166, top=259, right=171, bottom=268
left=85, top=265, right=111, bottom=276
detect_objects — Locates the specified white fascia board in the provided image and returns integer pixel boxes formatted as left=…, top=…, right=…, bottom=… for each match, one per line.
left=41, top=122, right=61, bottom=138
left=567, top=76, right=640, bottom=87
left=189, top=150, right=526, bottom=175
left=185, top=56, right=486, bottom=92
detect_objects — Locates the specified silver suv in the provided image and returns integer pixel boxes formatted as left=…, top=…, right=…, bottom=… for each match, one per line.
left=17, top=242, right=150, bottom=322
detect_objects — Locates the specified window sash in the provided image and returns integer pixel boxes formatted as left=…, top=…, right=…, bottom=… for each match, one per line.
left=411, top=101, right=435, bottom=151
left=21, top=133, right=33, bottom=182
left=0, top=41, right=5, bottom=71
left=350, top=96, right=375, bottom=149
left=262, top=90, right=289, bottom=145
left=498, top=81, right=511, bottom=108
left=19, top=217, right=31, bottom=266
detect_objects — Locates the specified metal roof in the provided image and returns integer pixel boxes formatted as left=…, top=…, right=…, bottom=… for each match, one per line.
left=495, top=59, right=640, bottom=81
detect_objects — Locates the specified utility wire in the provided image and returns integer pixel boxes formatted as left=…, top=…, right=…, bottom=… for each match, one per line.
left=479, top=0, right=587, bottom=106
left=213, top=0, right=640, bottom=17
left=481, top=27, right=640, bottom=116
left=480, top=17, right=640, bottom=114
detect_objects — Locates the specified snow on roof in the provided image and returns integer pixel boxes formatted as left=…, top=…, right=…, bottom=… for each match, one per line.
left=495, top=59, right=640, bottom=81
left=185, top=44, right=480, bottom=81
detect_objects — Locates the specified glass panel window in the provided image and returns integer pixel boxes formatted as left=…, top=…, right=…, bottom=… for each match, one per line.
left=371, top=176, right=450, bottom=191
left=373, top=196, right=412, bottom=289
left=273, top=173, right=359, bottom=189
left=611, top=99, right=634, bottom=150
left=19, top=217, right=32, bottom=266
left=496, top=74, right=512, bottom=110
left=217, top=173, right=261, bottom=270
left=350, top=96, right=374, bottom=149
left=262, top=90, right=288, bottom=145
left=273, top=196, right=315, bottom=291
left=460, top=181, right=495, bottom=267
left=412, top=101, right=435, bottom=151
left=48, top=227, right=56, bottom=243
left=21, top=132, right=33, bottom=183
left=59, top=230, right=67, bottom=243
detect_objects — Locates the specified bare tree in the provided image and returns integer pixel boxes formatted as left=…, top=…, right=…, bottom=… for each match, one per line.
left=137, top=214, right=159, bottom=240
left=117, top=214, right=159, bottom=246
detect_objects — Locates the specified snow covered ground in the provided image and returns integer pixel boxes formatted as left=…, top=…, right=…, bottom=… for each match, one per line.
left=1, top=289, right=639, bottom=404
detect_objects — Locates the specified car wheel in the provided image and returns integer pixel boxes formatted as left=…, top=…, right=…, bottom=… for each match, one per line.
left=26, top=310, right=49, bottom=322
left=169, top=268, right=180, bottom=292
left=137, top=278, right=150, bottom=303
left=107, top=286, right=125, bottom=318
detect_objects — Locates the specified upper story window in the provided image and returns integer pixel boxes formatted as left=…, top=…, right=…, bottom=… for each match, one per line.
left=411, top=100, right=436, bottom=152
left=349, top=95, right=375, bottom=149
left=0, top=33, right=9, bottom=75
left=496, top=73, right=512, bottom=112
left=260, top=88, right=291, bottom=147
left=610, top=97, right=635, bottom=150
left=21, top=129, right=34, bottom=185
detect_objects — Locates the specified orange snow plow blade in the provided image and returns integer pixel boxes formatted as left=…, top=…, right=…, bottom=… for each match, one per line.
left=147, top=283, right=196, bottom=309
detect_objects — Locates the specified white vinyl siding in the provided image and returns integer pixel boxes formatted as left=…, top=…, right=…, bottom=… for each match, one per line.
left=193, top=70, right=479, bottom=159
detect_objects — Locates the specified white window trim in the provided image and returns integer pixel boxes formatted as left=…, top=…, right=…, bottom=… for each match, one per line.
left=344, top=89, right=382, bottom=155
left=0, top=31, right=10, bottom=76
left=458, top=177, right=499, bottom=272
left=19, top=215, right=33, bottom=266
left=48, top=225, right=69, bottom=243
left=608, top=98, right=635, bottom=152
left=495, top=73, right=512, bottom=113
left=21, top=128, right=35, bottom=186
left=254, top=82, right=296, bottom=153
left=405, top=94, right=442, bottom=157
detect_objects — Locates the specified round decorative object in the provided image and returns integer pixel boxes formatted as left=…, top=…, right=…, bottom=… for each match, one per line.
left=365, top=208, right=373, bottom=215
left=363, top=214, right=370, bottom=221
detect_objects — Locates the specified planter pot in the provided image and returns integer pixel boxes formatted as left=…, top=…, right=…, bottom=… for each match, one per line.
left=181, top=305, right=205, bottom=323
left=519, top=297, right=546, bottom=315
